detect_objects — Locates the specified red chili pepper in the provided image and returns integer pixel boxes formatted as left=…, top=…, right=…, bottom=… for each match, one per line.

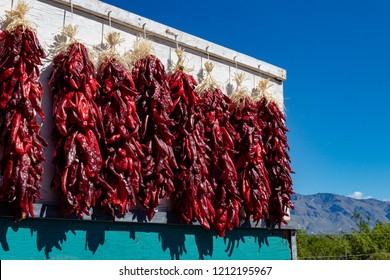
left=256, top=99, right=294, bottom=227
left=0, top=67, right=14, bottom=82
left=0, top=24, right=47, bottom=220
left=50, top=41, right=106, bottom=218
left=96, top=57, right=143, bottom=218
left=132, top=54, right=177, bottom=220
left=201, top=87, right=241, bottom=237
left=230, top=96, right=270, bottom=225
left=168, top=69, right=215, bottom=231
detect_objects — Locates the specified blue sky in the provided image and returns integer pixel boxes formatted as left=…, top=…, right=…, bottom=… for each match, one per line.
left=104, top=0, right=390, bottom=201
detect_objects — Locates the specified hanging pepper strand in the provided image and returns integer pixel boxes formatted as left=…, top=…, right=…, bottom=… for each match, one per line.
left=0, top=24, right=47, bottom=220
left=202, top=87, right=241, bottom=236
left=257, top=99, right=294, bottom=227
left=230, top=97, right=271, bottom=224
left=169, top=69, right=215, bottom=230
left=50, top=42, right=106, bottom=218
left=96, top=57, right=143, bottom=218
left=132, top=54, right=177, bottom=220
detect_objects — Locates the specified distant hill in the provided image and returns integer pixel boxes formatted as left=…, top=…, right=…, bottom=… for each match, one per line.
left=287, top=193, right=390, bottom=234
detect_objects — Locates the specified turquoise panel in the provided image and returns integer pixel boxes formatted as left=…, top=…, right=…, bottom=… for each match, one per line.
left=0, top=217, right=291, bottom=260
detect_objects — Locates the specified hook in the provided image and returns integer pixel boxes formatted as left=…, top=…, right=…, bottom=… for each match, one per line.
left=142, top=23, right=147, bottom=38
left=233, top=56, right=238, bottom=70
left=206, top=46, right=210, bottom=61
left=166, top=29, right=179, bottom=49
left=175, top=34, right=179, bottom=49
left=108, top=11, right=112, bottom=29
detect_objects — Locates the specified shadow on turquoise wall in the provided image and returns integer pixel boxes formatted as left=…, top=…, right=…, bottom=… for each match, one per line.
left=0, top=217, right=291, bottom=260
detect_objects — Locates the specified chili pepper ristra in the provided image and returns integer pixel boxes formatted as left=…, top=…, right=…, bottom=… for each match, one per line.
left=0, top=1, right=47, bottom=220
left=169, top=50, right=215, bottom=230
left=197, top=62, right=241, bottom=236
left=130, top=38, right=177, bottom=220
left=95, top=32, right=144, bottom=218
left=49, top=25, right=107, bottom=218
left=254, top=79, right=294, bottom=227
left=230, top=73, right=270, bottom=225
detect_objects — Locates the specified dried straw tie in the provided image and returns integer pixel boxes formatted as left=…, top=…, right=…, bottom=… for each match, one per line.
left=254, top=79, right=284, bottom=113
left=127, top=37, right=154, bottom=65
left=196, top=61, right=219, bottom=96
left=48, top=24, right=79, bottom=57
left=174, top=48, right=193, bottom=73
left=94, top=32, right=129, bottom=70
left=3, top=0, right=31, bottom=32
left=230, top=72, right=249, bottom=109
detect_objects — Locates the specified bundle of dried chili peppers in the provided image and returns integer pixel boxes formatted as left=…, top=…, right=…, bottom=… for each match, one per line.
left=229, top=74, right=270, bottom=224
left=95, top=32, right=143, bottom=217
left=255, top=79, right=294, bottom=227
left=49, top=25, right=108, bottom=218
left=197, top=62, right=241, bottom=236
left=169, top=50, right=215, bottom=230
left=131, top=39, right=177, bottom=220
left=0, top=2, right=47, bottom=220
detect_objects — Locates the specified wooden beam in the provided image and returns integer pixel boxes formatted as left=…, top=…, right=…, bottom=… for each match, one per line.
left=43, top=0, right=287, bottom=81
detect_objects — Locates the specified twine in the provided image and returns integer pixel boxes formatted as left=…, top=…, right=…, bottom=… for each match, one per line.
left=230, top=72, right=249, bottom=109
left=196, top=61, right=219, bottom=95
left=94, top=31, right=128, bottom=70
left=253, top=79, right=284, bottom=112
left=48, top=24, right=79, bottom=57
left=62, top=24, right=78, bottom=42
left=3, top=0, right=31, bottom=32
left=127, top=37, right=154, bottom=65
left=174, top=47, right=193, bottom=73
left=106, top=31, right=122, bottom=49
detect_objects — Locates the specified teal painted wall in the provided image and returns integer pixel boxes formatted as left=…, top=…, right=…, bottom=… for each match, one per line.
left=0, top=217, right=292, bottom=260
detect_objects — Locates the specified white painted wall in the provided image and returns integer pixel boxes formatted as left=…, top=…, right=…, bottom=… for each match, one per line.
left=0, top=0, right=286, bottom=205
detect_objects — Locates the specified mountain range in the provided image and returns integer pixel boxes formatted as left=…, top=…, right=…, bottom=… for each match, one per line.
left=287, top=193, right=390, bottom=234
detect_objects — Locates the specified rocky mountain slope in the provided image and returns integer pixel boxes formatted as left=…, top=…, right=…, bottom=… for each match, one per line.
left=287, top=193, right=390, bottom=234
